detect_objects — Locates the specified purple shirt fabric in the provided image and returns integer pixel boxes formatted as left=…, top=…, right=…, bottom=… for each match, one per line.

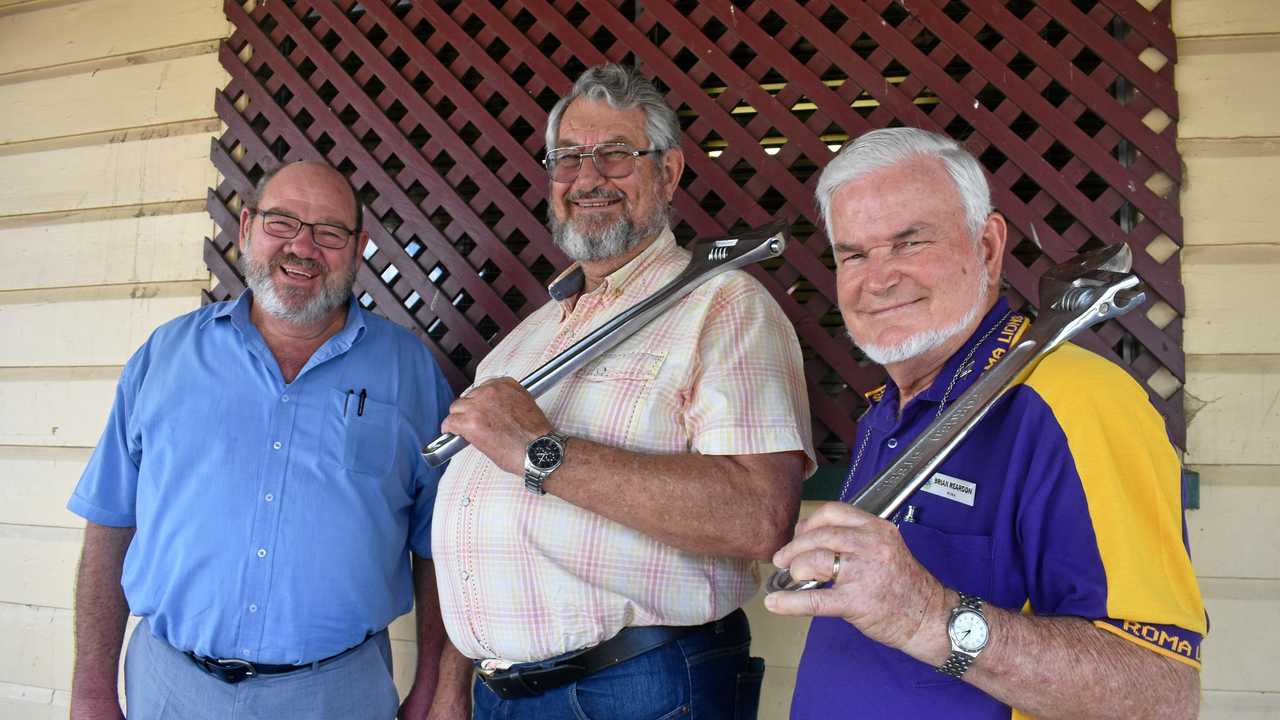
left=790, top=298, right=1204, bottom=719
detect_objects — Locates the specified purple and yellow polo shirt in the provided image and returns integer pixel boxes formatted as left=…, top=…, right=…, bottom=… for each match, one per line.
left=791, top=298, right=1206, bottom=719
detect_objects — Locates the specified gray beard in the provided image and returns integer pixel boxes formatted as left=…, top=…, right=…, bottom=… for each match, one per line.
left=239, top=237, right=357, bottom=326
left=549, top=190, right=671, bottom=263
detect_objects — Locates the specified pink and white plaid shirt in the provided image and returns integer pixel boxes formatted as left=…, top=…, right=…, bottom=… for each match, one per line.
left=432, top=229, right=815, bottom=663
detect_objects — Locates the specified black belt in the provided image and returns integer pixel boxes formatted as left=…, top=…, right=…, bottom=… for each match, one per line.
left=476, top=609, right=745, bottom=700
left=186, top=635, right=372, bottom=685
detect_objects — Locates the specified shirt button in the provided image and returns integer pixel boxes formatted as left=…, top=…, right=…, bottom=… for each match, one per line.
left=281, top=395, right=289, bottom=403
left=887, top=438, right=898, bottom=449
left=461, top=570, right=470, bottom=580
left=256, top=548, right=267, bottom=558
left=461, top=497, right=471, bottom=507
left=249, top=604, right=258, bottom=613
left=264, top=493, right=274, bottom=503
left=272, top=441, right=282, bottom=450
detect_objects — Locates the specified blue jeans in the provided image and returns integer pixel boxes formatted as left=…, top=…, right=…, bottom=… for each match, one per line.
left=474, top=610, right=763, bottom=720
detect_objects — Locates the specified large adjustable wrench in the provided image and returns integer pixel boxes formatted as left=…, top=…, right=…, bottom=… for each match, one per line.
left=767, top=241, right=1147, bottom=594
left=422, top=221, right=789, bottom=467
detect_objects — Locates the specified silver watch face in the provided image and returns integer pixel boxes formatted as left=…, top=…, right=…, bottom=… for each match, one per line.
left=527, top=436, right=564, bottom=471
left=949, top=609, right=989, bottom=653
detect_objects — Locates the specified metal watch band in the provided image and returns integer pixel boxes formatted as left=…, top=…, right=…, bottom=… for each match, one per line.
left=938, top=651, right=976, bottom=678
left=937, top=592, right=987, bottom=679
left=523, top=471, right=545, bottom=495
left=523, top=431, right=567, bottom=495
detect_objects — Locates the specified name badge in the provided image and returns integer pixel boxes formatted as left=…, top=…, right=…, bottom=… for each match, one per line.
left=921, top=472, right=977, bottom=507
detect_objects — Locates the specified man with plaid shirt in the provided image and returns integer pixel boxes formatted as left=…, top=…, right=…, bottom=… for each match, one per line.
left=432, top=63, right=816, bottom=719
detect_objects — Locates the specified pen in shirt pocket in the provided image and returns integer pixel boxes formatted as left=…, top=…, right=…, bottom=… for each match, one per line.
left=344, top=389, right=354, bottom=416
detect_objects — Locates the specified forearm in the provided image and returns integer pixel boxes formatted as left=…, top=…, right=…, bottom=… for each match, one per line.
left=406, top=555, right=471, bottom=717
left=71, top=523, right=134, bottom=700
left=906, top=589, right=1200, bottom=719
left=545, top=440, right=805, bottom=559
left=428, top=643, right=473, bottom=717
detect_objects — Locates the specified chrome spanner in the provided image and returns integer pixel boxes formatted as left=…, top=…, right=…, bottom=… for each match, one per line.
left=422, top=220, right=789, bottom=467
left=767, top=239, right=1147, bottom=593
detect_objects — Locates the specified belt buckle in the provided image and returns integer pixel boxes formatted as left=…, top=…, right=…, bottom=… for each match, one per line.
left=207, top=657, right=257, bottom=684
left=476, top=658, right=513, bottom=679
left=479, top=660, right=587, bottom=699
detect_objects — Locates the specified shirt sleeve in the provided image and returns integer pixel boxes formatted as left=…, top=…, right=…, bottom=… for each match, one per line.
left=684, top=273, right=816, bottom=476
left=66, top=347, right=148, bottom=527
left=407, top=350, right=456, bottom=558
left=1018, top=345, right=1206, bottom=668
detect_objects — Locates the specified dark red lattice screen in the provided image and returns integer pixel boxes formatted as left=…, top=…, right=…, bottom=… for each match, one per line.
left=205, top=0, right=1186, bottom=465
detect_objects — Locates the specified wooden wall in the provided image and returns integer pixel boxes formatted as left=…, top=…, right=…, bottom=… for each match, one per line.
left=1175, top=0, right=1280, bottom=717
left=0, top=0, right=224, bottom=716
left=0, top=1, right=1275, bottom=718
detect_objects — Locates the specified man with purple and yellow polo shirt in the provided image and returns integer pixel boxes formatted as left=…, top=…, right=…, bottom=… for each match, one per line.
left=766, top=128, right=1205, bottom=719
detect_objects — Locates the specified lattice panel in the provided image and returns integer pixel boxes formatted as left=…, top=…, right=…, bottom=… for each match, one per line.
left=206, top=0, right=1186, bottom=462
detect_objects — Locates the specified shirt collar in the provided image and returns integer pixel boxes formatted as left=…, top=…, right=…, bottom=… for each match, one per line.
left=201, top=288, right=368, bottom=349
left=546, top=227, right=678, bottom=316
left=869, top=297, right=1026, bottom=414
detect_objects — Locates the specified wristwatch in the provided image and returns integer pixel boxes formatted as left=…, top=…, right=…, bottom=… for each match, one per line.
left=522, top=431, right=568, bottom=495
left=938, top=592, right=989, bottom=678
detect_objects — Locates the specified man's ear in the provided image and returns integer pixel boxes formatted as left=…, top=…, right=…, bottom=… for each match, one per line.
left=659, top=148, right=685, bottom=201
left=239, top=207, right=253, bottom=252
left=354, top=230, right=371, bottom=260
left=979, top=212, right=1008, bottom=280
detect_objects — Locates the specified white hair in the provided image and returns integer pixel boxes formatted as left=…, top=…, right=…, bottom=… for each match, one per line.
left=815, top=127, right=992, bottom=241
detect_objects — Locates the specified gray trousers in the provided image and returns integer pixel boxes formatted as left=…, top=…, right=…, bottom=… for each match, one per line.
left=123, top=620, right=400, bottom=720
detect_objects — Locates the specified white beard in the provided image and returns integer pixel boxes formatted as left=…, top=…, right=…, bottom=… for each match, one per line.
left=854, top=257, right=991, bottom=366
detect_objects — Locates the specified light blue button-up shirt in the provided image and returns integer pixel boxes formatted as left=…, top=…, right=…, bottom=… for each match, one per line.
left=68, top=291, right=453, bottom=664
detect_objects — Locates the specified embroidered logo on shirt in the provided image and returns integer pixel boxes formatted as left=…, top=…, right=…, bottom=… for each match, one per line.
left=921, top=472, right=977, bottom=507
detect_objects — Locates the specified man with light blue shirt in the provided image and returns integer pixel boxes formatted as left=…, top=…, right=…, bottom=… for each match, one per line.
left=66, top=161, right=471, bottom=720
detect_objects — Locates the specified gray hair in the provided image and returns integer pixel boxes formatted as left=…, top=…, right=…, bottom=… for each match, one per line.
left=544, top=64, right=681, bottom=154
left=249, top=160, right=363, bottom=234
left=815, top=127, right=992, bottom=241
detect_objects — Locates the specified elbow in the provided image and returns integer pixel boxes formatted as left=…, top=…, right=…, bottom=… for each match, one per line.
left=745, top=491, right=801, bottom=561
left=717, top=499, right=795, bottom=561
left=722, top=454, right=805, bottom=560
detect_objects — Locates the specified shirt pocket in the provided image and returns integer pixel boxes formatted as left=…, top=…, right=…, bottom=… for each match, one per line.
left=333, top=389, right=400, bottom=478
left=572, top=351, right=667, bottom=446
left=579, top=350, right=666, bottom=381
left=897, top=522, right=994, bottom=688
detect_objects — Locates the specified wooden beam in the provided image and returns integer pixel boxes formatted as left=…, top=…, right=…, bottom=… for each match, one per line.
left=0, top=212, right=210, bottom=292
left=0, top=131, right=217, bottom=217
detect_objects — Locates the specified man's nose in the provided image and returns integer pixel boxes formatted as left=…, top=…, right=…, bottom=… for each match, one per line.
left=862, top=259, right=901, bottom=294
left=572, top=152, right=607, bottom=189
left=286, top=225, right=322, bottom=257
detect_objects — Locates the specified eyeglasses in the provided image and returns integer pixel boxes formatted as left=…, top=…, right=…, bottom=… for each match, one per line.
left=250, top=209, right=356, bottom=249
left=543, top=143, right=661, bottom=183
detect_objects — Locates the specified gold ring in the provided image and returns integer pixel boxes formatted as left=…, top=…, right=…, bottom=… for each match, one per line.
left=831, top=552, right=842, bottom=582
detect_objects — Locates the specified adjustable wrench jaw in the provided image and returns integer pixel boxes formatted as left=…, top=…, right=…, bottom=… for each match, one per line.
left=1036, top=243, right=1146, bottom=347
